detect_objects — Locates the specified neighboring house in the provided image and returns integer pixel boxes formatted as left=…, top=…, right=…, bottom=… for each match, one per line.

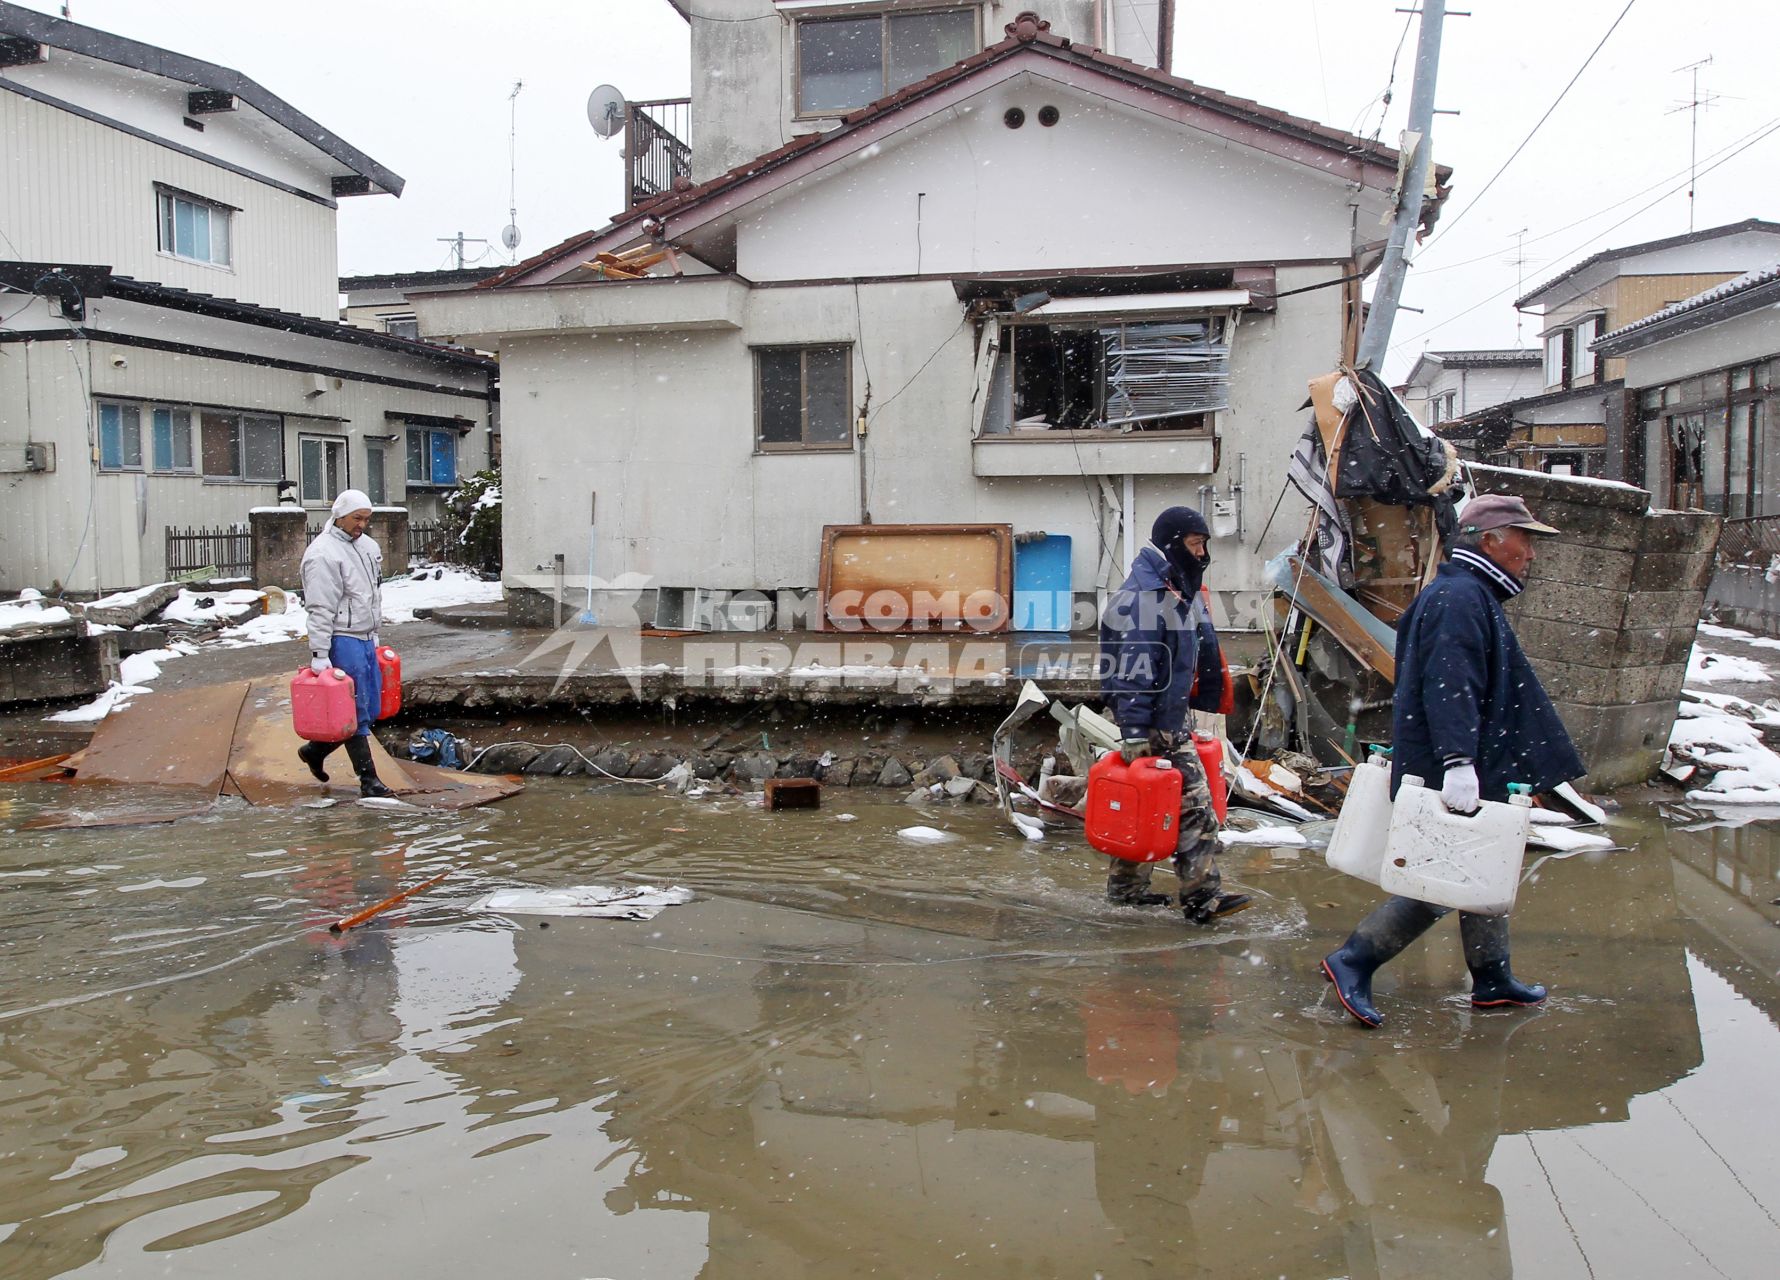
left=1469, top=218, right=1780, bottom=481
left=416, top=4, right=1448, bottom=628
left=340, top=267, right=501, bottom=341
left=1593, top=263, right=1780, bottom=517
left=0, top=3, right=496, bottom=593
left=1400, top=348, right=1541, bottom=428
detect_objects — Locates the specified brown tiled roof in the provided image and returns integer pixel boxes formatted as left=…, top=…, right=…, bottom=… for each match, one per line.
left=483, top=15, right=1448, bottom=290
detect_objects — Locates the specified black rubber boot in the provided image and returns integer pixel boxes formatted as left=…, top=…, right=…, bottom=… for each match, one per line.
left=344, top=735, right=395, bottom=798
left=297, top=739, right=340, bottom=783
left=1109, top=889, right=1173, bottom=907
left=1106, top=860, right=1170, bottom=906
left=1183, top=891, right=1253, bottom=924
left=1321, top=895, right=1445, bottom=1029
left=1461, top=912, right=1547, bottom=1009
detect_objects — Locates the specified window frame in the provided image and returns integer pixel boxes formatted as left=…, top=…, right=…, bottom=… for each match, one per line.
left=96, top=401, right=143, bottom=472
left=199, top=409, right=284, bottom=483
left=298, top=433, right=351, bottom=506
left=149, top=406, right=195, bottom=474
left=977, top=310, right=1234, bottom=438
left=380, top=313, right=421, bottom=341
left=155, top=185, right=235, bottom=268
left=366, top=441, right=389, bottom=505
left=752, top=343, right=856, bottom=454
left=793, top=5, right=979, bottom=118
left=404, top=424, right=460, bottom=488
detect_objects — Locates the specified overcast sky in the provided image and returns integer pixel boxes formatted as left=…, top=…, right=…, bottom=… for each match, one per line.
left=19, top=1, right=1780, bottom=381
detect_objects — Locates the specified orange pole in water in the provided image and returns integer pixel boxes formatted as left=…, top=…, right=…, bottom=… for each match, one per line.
left=329, top=869, right=451, bottom=933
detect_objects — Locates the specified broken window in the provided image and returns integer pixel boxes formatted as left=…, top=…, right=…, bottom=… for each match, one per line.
left=754, top=345, right=852, bottom=451
left=977, top=314, right=1232, bottom=434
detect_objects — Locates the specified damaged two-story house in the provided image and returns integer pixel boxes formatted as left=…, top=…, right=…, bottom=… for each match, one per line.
left=416, top=1, right=1449, bottom=629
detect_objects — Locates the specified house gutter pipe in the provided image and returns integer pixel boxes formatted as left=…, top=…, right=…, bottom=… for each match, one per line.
left=1355, top=0, right=1446, bottom=371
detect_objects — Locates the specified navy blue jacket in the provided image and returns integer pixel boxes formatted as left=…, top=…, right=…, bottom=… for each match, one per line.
left=1099, top=547, right=1227, bottom=736
left=1392, top=554, right=1586, bottom=802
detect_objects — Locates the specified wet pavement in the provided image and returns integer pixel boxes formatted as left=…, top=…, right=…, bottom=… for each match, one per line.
left=1, top=781, right=1777, bottom=1278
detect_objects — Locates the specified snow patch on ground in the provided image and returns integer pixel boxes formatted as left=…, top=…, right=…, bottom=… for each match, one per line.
left=1696, top=621, right=1780, bottom=651
left=1218, top=827, right=1308, bottom=847
left=381, top=568, right=502, bottom=623
left=1669, top=702, right=1780, bottom=804
left=1686, top=646, right=1772, bottom=684
left=45, top=643, right=201, bottom=722
left=162, top=589, right=266, bottom=625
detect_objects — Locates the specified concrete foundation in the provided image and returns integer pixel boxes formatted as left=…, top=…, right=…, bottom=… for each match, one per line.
left=1705, top=564, right=1780, bottom=637
left=0, top=624, right=119, bottom=705
left=250, top=508, right=309, bottom=591
left=1469, top=465, right=1721, bottom=791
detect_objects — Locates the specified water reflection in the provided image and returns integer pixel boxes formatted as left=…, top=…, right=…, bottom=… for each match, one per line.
left=0, top=783, right=1776, bottom=1278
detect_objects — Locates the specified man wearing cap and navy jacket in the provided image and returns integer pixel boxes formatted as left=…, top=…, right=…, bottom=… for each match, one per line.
left=1321, top=493, right=1587, bottom=1028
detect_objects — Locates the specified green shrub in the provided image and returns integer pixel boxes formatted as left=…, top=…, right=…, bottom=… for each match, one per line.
left=439, top=468, right=501, bottom=573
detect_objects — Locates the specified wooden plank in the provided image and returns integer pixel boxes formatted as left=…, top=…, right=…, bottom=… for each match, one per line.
left=1285, top=556, right=1397, bottom=681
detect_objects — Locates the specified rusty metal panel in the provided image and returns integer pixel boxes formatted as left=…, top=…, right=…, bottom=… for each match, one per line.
left=73, top=681, right=248, bottom=792
left=818, top=523, right=1013, bottom=633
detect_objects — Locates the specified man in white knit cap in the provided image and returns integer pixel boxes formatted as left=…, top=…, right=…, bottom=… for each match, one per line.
left=297, top=489, right=393, bottom=797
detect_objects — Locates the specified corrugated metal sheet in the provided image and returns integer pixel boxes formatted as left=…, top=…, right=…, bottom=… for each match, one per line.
left=0, top=89, right=340, bottom=319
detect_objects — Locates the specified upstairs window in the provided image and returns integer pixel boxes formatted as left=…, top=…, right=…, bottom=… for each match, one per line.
left=1544, top=328, right=1573, bottom=389
left=797, top=8, right=977, bottom=115
left=381, top=314, right=420, bottom=341
left=156, top=187, right=233, bottom=267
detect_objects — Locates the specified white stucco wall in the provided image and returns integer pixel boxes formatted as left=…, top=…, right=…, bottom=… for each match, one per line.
left=491, top=265, right=1336, bottom=627
left=733, top=71, right=1360, bottom=281
left=686, top=1, right=1101, bottom=184
left=1405, top=360, right=1542, bottom=424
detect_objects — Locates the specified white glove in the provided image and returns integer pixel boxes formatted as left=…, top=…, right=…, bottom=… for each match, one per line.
left=1441, top=763, right=1481, bottom=814
left=310, top=656, right=331, bottom=674
left=370, top=632, right=380, bottom=649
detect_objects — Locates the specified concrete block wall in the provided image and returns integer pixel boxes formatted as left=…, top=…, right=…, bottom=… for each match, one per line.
left=252, top=506, right=409, bottom=591
left=1469, top=465, right=1721, bottom=790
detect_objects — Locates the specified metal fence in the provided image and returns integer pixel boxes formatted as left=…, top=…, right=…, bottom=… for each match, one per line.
left=627, top=97, right=691, bottom=208
left=411, top=520, right=448, bottom=562
left=1715, top=515, right=1780, bottom=568
left=165, top=524, right=251, bottom=577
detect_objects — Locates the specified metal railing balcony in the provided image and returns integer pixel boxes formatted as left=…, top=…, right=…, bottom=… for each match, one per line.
left=626, top=98, right=692, bottom=210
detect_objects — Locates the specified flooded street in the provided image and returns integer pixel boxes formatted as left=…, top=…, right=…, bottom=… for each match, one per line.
left=2, top=781, right=1777, bottom=1279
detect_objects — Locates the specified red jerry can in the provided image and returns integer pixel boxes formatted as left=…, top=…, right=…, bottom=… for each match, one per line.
left=1193, top=733, right=1229, bottom=823
left=292, top=666, right=358, bottom=743
left=1086, top=752, right=1183, bottom=862
left=376, top=646, right=402, bottom=721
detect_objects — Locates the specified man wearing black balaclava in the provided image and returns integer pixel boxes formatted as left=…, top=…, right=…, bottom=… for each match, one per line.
left=1097, top=506, right=1250, bottom=923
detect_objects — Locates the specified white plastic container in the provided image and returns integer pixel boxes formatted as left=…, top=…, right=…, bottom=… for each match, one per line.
left=1378, top=775, right=1532, bottom=915
left=1324, top=752, right=1394, bottom=886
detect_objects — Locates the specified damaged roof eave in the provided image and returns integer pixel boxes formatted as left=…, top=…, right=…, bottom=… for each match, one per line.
left=412, top=274, right=752, bottom=348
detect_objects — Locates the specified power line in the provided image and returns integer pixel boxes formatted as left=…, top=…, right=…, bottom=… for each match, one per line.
left=1388, top=114, right=1780, bottom=355
left=1422, top=0, right=1639, bottom=251
left=1415, top=113, right=1780, bottom=276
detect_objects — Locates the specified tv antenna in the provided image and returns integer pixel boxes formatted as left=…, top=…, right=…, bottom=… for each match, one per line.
left=1668, top=56, right=1719, bottom=232
left=503, top=80, right=524, bottom=259
left=1501, top=228, right=1530, bottom=343
left=587, top=84, right=627, bottom=139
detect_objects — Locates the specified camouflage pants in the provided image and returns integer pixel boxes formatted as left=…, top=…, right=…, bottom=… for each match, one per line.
left=1106, top=735, right=1222, bottom=908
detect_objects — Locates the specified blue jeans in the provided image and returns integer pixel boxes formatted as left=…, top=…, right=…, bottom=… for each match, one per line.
left=329, top=635, right=381, bottom=737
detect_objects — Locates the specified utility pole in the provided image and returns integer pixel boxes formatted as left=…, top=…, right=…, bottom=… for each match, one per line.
left=436, top=231, right=488, bottom=270
left=1669, top=57, right=1716, bottom=233
left=1355, top=0, right=1447, bottom=372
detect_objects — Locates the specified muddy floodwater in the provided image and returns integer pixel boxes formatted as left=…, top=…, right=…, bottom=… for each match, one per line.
left=1, top=781, right=1777, bottom=1279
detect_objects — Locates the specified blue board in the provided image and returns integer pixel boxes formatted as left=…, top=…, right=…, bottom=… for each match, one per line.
left=1013, top=534, right=1072, bottom=633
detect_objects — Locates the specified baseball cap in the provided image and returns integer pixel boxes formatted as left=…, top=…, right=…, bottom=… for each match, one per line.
left=1458, top=493, right=1559, bottom=536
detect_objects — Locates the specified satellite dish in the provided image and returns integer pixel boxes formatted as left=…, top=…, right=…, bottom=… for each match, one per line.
left=501, top=224, right=522, bottom=251
left=587, top=84, right=627, bottom=139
